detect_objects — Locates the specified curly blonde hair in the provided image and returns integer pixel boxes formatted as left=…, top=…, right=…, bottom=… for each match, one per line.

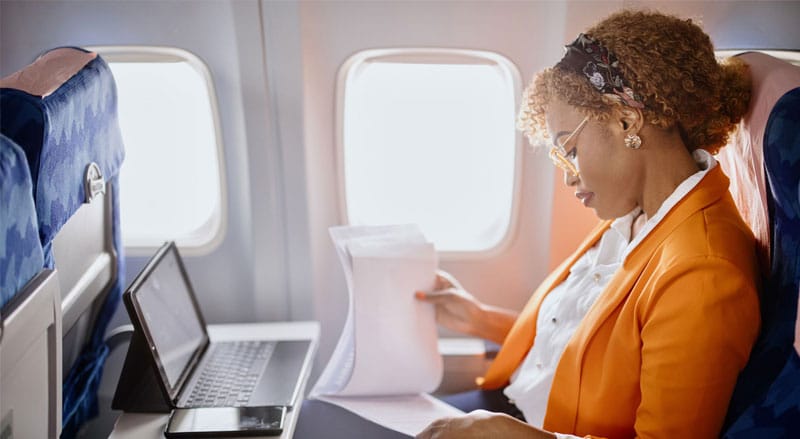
left=517, top=10, right=751, bottom=154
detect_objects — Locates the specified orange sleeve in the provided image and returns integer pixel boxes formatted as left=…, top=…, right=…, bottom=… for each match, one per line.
left=630, top=256, right=760, bottom=439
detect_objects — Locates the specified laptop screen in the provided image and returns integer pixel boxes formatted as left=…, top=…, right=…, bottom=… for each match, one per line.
left=132, top=244, right=208, bottom=391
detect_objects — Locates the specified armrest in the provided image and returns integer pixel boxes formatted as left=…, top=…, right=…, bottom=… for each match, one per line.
left=437, top=337, right=494, bottom=395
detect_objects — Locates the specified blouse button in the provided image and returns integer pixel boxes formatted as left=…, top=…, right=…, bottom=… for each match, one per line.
left=593, top=272, right=602, bottom=284
left=551, top=317, right=557, bottom=324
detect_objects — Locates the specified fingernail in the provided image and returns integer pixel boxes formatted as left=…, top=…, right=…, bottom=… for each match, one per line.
left=415, top=291, right=426, bottom=299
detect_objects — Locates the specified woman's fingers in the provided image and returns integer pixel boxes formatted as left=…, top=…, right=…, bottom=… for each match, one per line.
left=434, top=273, right=453, bottom=290
left=435, top=269, right=463, bottom=289
left=416, top=417, right=451, bottom=439
left=415, top=288, right=458, bottom=303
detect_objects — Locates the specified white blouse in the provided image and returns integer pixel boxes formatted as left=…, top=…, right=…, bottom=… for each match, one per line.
left=503, top=149, right=717, bottom=438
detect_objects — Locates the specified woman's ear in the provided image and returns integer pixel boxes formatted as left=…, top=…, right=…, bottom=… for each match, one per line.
left=617, top=107, right=643, bottom=134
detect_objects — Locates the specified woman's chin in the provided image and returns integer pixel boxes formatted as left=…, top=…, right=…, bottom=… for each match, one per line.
left=593, top=209, right=614, bottom=220
left=589, top=203, right=618, bottom=220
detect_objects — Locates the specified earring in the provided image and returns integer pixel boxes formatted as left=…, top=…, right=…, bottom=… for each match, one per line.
left=624, top=133, right=642, bottom=149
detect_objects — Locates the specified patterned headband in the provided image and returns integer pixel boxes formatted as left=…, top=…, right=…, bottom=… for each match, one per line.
left=554, top=33, right=645, bottom=109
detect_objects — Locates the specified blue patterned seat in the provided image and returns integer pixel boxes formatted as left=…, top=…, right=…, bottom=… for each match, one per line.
left=0, top=134, right=61, bottom=438
left=0, top=134, right=43, bottom=308
left=0, top=48, right=125, bottom=267
left=0, top=47, right=125, bottom=438
left=722, top=53, right=800, bottom=438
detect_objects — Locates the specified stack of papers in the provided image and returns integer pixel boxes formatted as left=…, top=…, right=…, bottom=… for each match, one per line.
left=310, top=225, right=464, bottom=436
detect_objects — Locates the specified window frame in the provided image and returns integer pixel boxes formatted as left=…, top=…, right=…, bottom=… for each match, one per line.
left=88, top=45, right=228, bottom=256
left=335, top=48, right=524, bottom=259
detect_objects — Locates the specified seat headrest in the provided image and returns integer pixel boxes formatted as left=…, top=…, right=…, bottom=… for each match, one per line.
left=0, top=47, right=125, bottom=257
left=718, top=52, right=800, bottom=274
left=0, top=47, right=97, bottom=98
left=0, top=134, right=44, bottom=307
left=722, top=53, right=800, bottom=429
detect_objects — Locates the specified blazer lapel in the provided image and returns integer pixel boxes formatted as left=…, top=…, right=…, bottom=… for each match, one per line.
left=479, top=220, right=611, bottom=389
left=545, top=166, right=731, bottom=431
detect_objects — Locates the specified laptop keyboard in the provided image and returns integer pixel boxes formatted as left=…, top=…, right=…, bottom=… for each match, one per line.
left=185, top=340, right=276, bottom=407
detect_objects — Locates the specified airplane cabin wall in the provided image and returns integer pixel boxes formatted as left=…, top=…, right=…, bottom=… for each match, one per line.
left=0, top=1, right=300, bottom=326
left=2, top=0, right=800, bottom=387
left=296, top=0, right=566, bottom=376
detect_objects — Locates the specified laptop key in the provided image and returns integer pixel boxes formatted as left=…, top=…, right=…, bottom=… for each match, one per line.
left=185, top=340, right=276, bottom=407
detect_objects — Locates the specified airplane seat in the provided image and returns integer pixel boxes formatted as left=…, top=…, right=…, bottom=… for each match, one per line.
left=0, top=46, right=126, bottom=438
left=0, top=134, right=44, bottom=307
left=717, top=51, right=800, bottom=435
left=0, top=134, right=62, bottom=438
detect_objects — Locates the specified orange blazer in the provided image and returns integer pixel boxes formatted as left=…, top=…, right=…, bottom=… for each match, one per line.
left=479, top=165, right=761, bottom=439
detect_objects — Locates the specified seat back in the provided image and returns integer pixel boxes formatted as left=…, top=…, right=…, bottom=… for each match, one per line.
left=0, top=134, right=43, bottom=305
left=719, top=52, right=800, bottom=433
left=0, top=134, right=61, bottom=438
left=0, top=47, right=125, bottom=437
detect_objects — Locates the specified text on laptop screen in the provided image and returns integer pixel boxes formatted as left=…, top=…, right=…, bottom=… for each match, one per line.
left=137, top=248, right=206, bottom=388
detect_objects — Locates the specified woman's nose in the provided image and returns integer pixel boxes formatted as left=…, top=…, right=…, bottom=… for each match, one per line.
left=563, top=170, right=579, bottom=187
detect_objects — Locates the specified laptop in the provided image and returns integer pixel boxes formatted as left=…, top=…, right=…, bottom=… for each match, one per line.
left=122, top=241, right=313, bottom=410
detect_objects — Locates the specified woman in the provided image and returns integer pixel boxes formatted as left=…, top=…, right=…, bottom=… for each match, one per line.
left=417, top=10, right=760, bottom=439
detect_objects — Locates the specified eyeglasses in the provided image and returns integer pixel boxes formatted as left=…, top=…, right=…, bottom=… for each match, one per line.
left=549, top=116, right=589, bottom=178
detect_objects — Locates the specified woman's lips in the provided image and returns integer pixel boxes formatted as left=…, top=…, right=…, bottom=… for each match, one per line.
left=575, top=191, right=594, bottom=206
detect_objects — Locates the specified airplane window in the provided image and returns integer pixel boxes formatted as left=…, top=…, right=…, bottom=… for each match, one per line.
left=339, top=49, right=521, bottom=253
left=96, top=47, right=225, bottom=254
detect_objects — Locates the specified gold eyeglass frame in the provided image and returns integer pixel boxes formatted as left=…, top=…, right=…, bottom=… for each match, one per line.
left=549, top=116, right=589, bottom=178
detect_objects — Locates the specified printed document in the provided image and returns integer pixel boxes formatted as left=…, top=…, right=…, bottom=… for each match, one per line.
left=310, top=225, right=463, bottom=435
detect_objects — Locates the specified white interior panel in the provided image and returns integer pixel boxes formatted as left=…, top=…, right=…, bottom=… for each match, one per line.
left=2, top=0, right=799, bottom=393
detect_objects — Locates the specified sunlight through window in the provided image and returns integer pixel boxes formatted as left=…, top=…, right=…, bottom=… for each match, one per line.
left=340, top=50, right=520, bottom=252
left=107, top=54, right=223, bottom=252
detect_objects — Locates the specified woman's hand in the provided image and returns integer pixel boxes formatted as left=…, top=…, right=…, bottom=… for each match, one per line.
left=415, top=271, right=485, bottom=336
left=415, top=270, right=518, bottom=344
left=416, top=410, right=555, bottom=439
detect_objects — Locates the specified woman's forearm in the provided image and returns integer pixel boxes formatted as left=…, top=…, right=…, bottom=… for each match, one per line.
left=417, top=410, right=556, bottom=439
left=475, top=305, right=518, bottom=345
